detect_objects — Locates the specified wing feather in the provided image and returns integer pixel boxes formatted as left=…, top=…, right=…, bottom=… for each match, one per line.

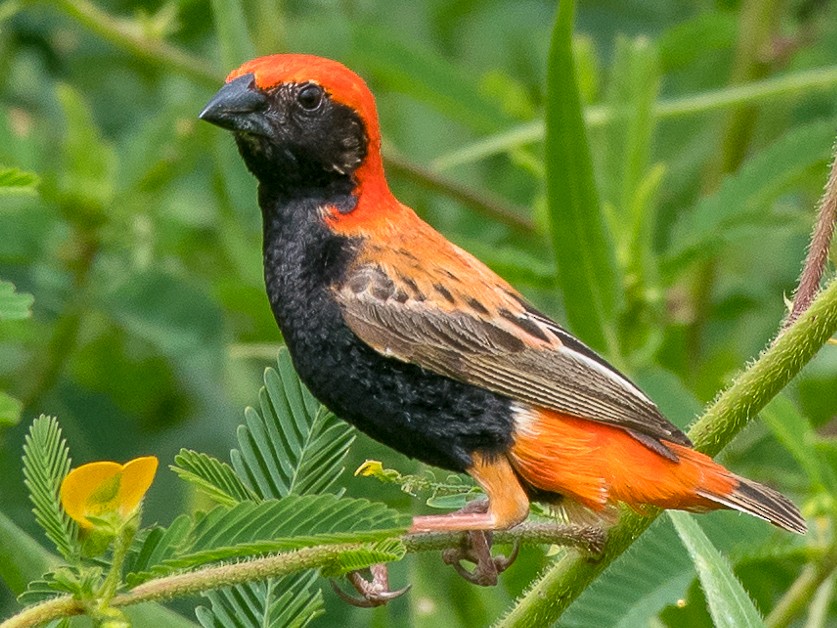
left=336, top=260, right=690, bottom=455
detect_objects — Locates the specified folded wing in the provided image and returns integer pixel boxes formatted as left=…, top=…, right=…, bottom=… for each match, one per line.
left=335, top=255, right=690, bottom=460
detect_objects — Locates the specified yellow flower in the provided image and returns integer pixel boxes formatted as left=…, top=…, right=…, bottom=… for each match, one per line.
left=60, top=456, right=158, bottom=529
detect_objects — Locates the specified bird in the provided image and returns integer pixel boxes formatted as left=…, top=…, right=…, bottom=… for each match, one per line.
left=199, top=53, right=806, bottom=538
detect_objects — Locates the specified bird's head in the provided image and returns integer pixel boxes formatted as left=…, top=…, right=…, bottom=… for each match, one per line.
left=200, top=54, right=386, bottom=203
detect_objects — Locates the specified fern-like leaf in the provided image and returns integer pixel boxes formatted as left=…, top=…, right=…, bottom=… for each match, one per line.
left=127, top=495, right=409, bottom=583
left=126, top=515, right=193, bottom=583
left=320, top=538, right=406, bottom=577
left=172, top=449, right=258, bottom=506
left=21, top=416, right=78, bottom=561
left=230, top=349, right=355, bottom=499
left=195, top=572, right=324, bottom=628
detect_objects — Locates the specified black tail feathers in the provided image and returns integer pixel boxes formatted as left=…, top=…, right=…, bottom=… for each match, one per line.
left=698, top=476, right=807, bottom=534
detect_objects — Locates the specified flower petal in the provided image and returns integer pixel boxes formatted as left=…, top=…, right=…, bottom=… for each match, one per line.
left=59, top=456, right=159, bottom=529
left=60, top=461, right=123, bottom=528
left=118, top=456, right=158, bottom=517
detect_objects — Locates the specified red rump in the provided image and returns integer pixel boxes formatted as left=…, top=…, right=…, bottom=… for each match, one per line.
left=509, top=408, right=738, bottom=512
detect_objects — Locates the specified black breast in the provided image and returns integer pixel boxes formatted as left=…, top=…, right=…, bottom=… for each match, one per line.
left=260, top=193, right=515, bottom=472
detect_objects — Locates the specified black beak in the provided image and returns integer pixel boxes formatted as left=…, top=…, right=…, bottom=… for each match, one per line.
left=199, top=73, right=271, bottom=135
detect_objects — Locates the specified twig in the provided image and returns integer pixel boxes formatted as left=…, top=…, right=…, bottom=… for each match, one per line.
left=383, top=149, right=535, bottom=234
left=47, top=1, right=535, bottom=234
left=784, top=149, right=837, bottom=329
left=0, top=524, right=602, bottom=627
left=51, top=0, right=220, bottom=87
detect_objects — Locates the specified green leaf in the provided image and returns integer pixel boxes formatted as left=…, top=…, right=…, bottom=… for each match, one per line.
left=562, top=512, right=771, bottom=627
left=760, top=395, right=835, bottom=491
left=231, top=349, right=355, bottom=499
left=669, top=511, right=764, bottom=628
left=21, top=416, right=78, bottom=562
left=56, top=84, right=117, bottom=224
left=0, top=511, right=57, bottom=595
left=597, top=35, right=660, bottom=223
left=127, top=495, right=409, bottom=582
left=0, top=279, right=34, bottom=320
left=127, top=515, right=193, bottom=581
left=320, top=538, right=406, bottom=578
left=0, top=390, right=23, bottom=427
left=544, top=0, right=621, bottom=355
left=171, top=449, right=258, bottom=507
left=104, top=269, right=225, bottom=365
left=657, top=12, right=738, bottom=72
left=0, top=166, right=39, bottom=195
left=17, top=573, right=77, bottom=606
left=195, top=573, right=324, bottom=628
left=664, top=118, right=835, bottom=275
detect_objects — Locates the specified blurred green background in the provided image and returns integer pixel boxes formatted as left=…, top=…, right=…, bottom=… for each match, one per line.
left=1, top=0, right=835, bottom=626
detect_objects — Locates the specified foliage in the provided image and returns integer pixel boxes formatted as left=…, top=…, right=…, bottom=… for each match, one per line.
left=21, top=416, right=77, bottom=562
left=0, top=0, right=836, bottom=627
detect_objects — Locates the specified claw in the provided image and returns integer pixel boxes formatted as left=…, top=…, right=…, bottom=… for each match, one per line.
left=331, top=563, right=410, bottom=608
left=441, top=530, right=520, bottom=587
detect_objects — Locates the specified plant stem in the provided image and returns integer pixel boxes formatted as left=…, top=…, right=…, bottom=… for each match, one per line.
left=432, top=64, right=837, bottom=171
left=688, top=0, right=782, bottom=371
left=20, top=228, right=98, bottom=410
left=496, top=274, right=837, bottom=627
left=784, top=150, right=837, bottom=329
left=765, top=542, right=837, bottom=628
left=50, top=0, right=219, bottom=87
left=0, top=524, right=602, bottom=627
left=384, top=148, right=535, bottom=234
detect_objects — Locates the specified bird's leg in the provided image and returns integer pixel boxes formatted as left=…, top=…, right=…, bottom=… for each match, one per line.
left=331, top=563, right=410, bottom=608
left=413, top=453, right=529, bottom=586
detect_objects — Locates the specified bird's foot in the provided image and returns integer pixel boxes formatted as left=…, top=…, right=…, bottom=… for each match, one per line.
left=331, top=563, right=410, bottom=608
left=435, top=499, right=520, bottom=587
left=442, top=529, right=520, bottom=586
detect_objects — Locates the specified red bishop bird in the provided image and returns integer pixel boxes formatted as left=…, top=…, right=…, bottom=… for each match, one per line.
left=200, top=54, right=805, bottom=537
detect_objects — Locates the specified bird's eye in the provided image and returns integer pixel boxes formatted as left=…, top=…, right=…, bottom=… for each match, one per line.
left=297, top=83, right=324, bottom=111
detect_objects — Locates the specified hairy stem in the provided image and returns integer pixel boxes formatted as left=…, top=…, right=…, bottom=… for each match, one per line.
left=0, top=523, right=601, bottom=627
left=784, top=151, right=837, bottom=328
left=496, top=274, right=837, bottom=627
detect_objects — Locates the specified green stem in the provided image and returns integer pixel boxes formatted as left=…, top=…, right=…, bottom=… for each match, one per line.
left=47, top=0, right=531, bottom=234
left=95, top=523, right=135, bottom=608
left=431, top=64, right=837, bottom=172
left=765, top=542, right=837, bottom=628
left=496, top=275, right=837, bottom=627
left=688, top=0, right=782, bottom=369
left=49, top=0, right=219, bottom=86
left=383, top=148, right=535, bottom=234
left=0, top=523, right=601, bottom=627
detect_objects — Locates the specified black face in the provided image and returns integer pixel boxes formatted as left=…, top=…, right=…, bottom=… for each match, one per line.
left=200, top=73, right=368, bottom=196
